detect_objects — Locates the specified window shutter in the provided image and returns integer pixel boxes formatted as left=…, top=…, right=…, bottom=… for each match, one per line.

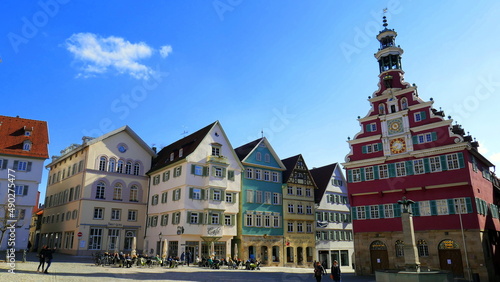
left=440, top=155, right=448, bottom=171
left=2, top=159, right=8, bottom=169
left=388, top=163, right=396, bottom=178
left=447, top=199, right=455, bottom=215
left=457, top=152, right=465, bottom=168
left=394, top=204, right=401, bottom=217
left=352, top=207, right=357, bottom=220
left=431, top=132, right=438, bottom=141
left=378, top=143, right=383, bottom=151
left=13, top=160, right=19, bottom=170
left=365, top=206, right=371, bottom=219
left=222, top=168, right=227, bottom=178
left=171, top=213, right=175, bottom=224
left=412, top=136, right=419, bottom=144
left=379, top=205, right=385, bottom=218
left=187, top=212, right=191, bottom=223
left=228, top=170, right=234, bottom=180
left=201, top=189, right=206, bottom=200
left=374, top=166, right=379, bottom=180
left=203, top=166, right=209, bottom=176
left=178, top=166, right=182, bottom=175
left=430, top=200, right=437, bottom=215
left=191, top=164, right=196, bottom=174
left=347, top=170, right=353, bottom=183
left=210, top=189, right=214, bottom=200
left=362, top=146, right=367, bottom=154
left=231, top=214, right=235, bottom=226
left=423, top=158, right=430, bottom=173
left=23, top=185, right=29, bottom=196
left=411, top=202, right=420, bottom=216
left=199, top=213, right=204, bottom=225
left=222, top=190, right=226, bottom=200
left=172, top=190, right=175, bottom=201
left=189, top=188, right=193, bottom=199
left=405, top=161, right=414, bottom=175
left=421, top=111, right=427, bottom=120
left=360, top=168, right=365, bottom=181
left=465, top=197, right=473, bottom=213
left=366, top=124, right=371, bottom=132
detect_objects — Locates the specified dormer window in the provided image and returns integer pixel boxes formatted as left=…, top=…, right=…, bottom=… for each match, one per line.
left=170, top=153, right=174, bottom=161
left=24, top=126, right=33, bottom=136
left=211, top=144, right=221, bottom=156
left=23, top=140, right=32, bottom=151
left=179, top=148, right=183, bottom=158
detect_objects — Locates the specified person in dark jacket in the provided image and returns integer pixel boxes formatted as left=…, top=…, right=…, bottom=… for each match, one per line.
left=43, top=247, right=56, bottom=274
left=37, top=246, right=47, bottom=272
left=331, top=260, right=341, bottom=282
left=314, top=261, right=325, bottom=282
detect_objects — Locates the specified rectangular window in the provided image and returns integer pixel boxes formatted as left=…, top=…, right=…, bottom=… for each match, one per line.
left=352, top=169, right=361, bottom=182
left=415, top=112, right=423, bottom=122
left=447, top=154, right=460, bottom=170
left=370, top=205, right=379, bottom=219
left=419, top=201, right=431, bottom=216
left=246, top=213, right=253, bottom=226
left=17, top=161, right=29, bottom=171
left=264, top=214, right=271, bottom=227
left=357, top=206, right=366, bottom=219
left=94, top=208, right=104, bottom=220
left=161, top=214, right=169, bottom=226
left=287, top=186, right=294, bottom=195
left=190, top=212, right=199, bottom=224
left=297, top=222, right=303, bottom=233
left=255, top=191, right=263, bottom=203
left=296, top=187, right=303, bottom=196
left=365, top=167, right=374, bottom=181
left=264, top=171, right=270, bottom=181
left=379, top=165, right=388, bottom=179
left=265, top=192, right=271, bottom=204
left=454, top=198, right=467, bottom=214
left=288, top=204, right=294, bottom=213
left=246, top=190, right=254, bottom=203
left=306, top=206, right=312, bottom=215
left=413, top=159, right=424, bottom=174
left=306, top=223, right=312, bottom=233
left=255, top=169, right=262, bottom=180
left=287, top=222, right=293, bottom=232
left=225, top=215, right=232, bottom=226
left=272, top=172, right=279, bottom=182
left=174, top=189, right=181, bottom=201
left=111, top=209, right=121, bottom=220
left=226, top=192, right=233, bottom=203
left=429, top=156, right=441, bottom=172
left=396, top=162, right=406, bottom=177
left=297, top=205, right=304, bottom=214
left=425, top=133, right=433, bottom=142
left=194, top=165, right=203, bottom=176
left=212, top=146, right=221, bottom=156
left=213, top=190, right=221, bottom=201
left=418, top=135, right=425, bottom=144
left=305, top=188, right=312, bottom=197
left=384, top=204, right=394, bottom=218
left=153, top=175, right=160, bottom=185
left=273, top=193, right=280, bottom=205
left=174, top=166, right=182, bottom=177
left=273, top=215, right=280, bottom=228
left=214, top=167, right=223, bottom=178
left=128, top=210, right=137, bottom=221
left=161, top=192, right=168, bottom=203
left=246, top=168, right=253, bottom=179
left=89, top=228, right=103, bottom=250
left=192, top=188, right=201, bottom=200
left=255, top=214, right=262, bottom=227
left=436, top=199, right=449, bottom=215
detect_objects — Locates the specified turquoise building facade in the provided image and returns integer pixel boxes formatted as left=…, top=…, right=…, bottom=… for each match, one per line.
left=234, top=137, right=286, bottom=266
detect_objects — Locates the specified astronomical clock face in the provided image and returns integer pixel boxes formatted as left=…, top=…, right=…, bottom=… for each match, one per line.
left=387, top=118, right=404, bottom=135
left=390, top=138, right=406, bottom=154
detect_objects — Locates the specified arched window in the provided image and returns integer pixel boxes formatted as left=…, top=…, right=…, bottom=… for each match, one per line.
left=264, top=153, right=270, bottom=163
left=113, top=183, right=123, bottom=200
left=133, top=163, right=140, bottom=175
left=23, top=141, right=32, bottom=151
left=125, top=161, right=132, bottom=174
left=130, top=185, right=138, bottom=202
left=117, top=160, right=124, bottom=173
left=379, top=103, right=386, bottom=115
left=417, top=239, right=429, bottom=257
left=395, top=240, right=404, bottom=257
left=99, top=157, right=107, bottom=171
left=256, top=152, right=262, bottom=161
left=108, top=158, right=116, bottom=172
left=75, top=185, right=81, bottom=200
left=96, top=181, right=105, bottom=199
left=69, top=187, right=74, bottom=202
left=401, top=98, right=408, bottom=110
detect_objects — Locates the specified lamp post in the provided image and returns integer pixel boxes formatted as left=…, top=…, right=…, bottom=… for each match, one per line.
left=158, top=232, right=162, bottom=256
left=458, top=204, right=472, bottom=281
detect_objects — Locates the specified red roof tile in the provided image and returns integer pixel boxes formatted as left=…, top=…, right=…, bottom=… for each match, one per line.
left=0, top=115, right=49, bottom=159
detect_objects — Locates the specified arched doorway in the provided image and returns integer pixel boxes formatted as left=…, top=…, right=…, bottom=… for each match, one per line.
left=438, top=239, right=464, bottom=277
left=261, top=246, right=268, bottom=264
left=297, top=247, right=304, bottom=265
left=370, top=240, right=389, bottom=273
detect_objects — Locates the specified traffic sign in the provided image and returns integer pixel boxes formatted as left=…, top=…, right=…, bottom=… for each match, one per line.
left=77, top=232, right=83, bottom=237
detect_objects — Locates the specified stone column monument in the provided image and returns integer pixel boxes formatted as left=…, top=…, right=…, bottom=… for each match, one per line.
left=397, top=197, right=420, bottom=272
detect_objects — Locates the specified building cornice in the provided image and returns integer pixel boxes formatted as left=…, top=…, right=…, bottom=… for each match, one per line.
left=411, top=120, right=452, bottom=133
left=347, top=134, right=382, bottom=145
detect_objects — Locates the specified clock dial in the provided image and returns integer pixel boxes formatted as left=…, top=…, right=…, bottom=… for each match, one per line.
left=390, top=138, right=406, bottom=154
left=387, top=118, right=404, bottom=135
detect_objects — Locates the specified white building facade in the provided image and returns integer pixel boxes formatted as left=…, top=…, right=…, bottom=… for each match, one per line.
left=310, top=163, right=355, bottom=272
left=0, top=115, right=49, bottom=251
left=145, top=121, right=242, bottom=261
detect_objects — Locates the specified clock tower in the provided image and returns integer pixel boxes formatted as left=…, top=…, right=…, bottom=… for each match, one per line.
left=342, top=17, right=499, bottom=281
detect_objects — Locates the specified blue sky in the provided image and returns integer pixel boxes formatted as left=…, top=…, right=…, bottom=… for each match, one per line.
left=2, top=1, right=500, bottom=201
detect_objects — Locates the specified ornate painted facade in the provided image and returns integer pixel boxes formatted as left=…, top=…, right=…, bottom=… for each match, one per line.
left=342, top=17, right=500, bottom=281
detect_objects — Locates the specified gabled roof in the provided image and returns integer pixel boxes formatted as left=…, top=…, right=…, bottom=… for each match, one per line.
left=0, top=115, right=49, bottom=159
left=148, top=121, right=217, bottom=174
left=234, top=138, right=261, bottom=161
left=235, top=137, right=286, bottom=170
left=281, top=154, right=301, bottom=182
left=310, top=163, right=338, bottom=204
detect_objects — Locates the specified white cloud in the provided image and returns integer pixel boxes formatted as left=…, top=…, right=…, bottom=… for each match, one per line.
left=160, top=45, right=173, bottom=58
left=66, top=33, right=154, bottom=79
left=487, top=152, right=500, bottom=166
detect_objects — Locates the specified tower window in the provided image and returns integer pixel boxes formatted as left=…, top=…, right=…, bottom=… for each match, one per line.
left=390, top=105, right=396, bottom=113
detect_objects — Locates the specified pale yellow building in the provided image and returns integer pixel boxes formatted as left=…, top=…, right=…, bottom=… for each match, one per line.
left=40, top=126, right=155, bottom=255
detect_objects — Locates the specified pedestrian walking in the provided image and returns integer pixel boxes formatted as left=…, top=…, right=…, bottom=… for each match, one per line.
left=37, top=246, right=47, bottom=272
left=331, top=260, right=341, bottom=282
left=186, top=250, right=191, bottom=266
left=44, top=247, right=56, bottom=274
left=314, top=261, right=326, bottom=282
